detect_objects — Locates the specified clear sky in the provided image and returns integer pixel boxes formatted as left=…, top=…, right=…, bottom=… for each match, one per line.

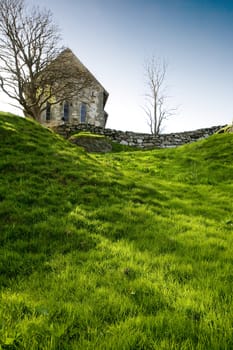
left=0, top=0, right=232, bottom=133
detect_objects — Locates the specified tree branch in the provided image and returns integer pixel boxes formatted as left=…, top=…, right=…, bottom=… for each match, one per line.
left=143, top=56, right=176, bottom=135
left=0, top=0, right=92, bottom=121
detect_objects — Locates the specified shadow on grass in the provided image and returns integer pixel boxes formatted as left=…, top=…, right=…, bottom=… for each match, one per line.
left=1, top=112, right=231, bottom=287
left=1, top=114, right=233, bottom=349
left=0, top=114, right=109, bottom=287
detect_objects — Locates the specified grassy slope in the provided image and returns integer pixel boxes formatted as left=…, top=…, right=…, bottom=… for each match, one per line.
left=0, top=112, right=233, bottom=350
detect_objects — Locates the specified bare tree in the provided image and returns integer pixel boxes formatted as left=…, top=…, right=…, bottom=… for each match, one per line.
left=0, top=0, right=91, bottom=121
left=143, top=56, right=176, bottom=135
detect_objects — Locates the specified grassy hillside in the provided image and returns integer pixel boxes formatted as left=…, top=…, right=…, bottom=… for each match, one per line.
left=0, top=112, right=233, bottom=350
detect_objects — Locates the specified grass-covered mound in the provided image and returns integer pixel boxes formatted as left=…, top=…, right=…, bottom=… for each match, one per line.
left=69, top=132, right=113, bottom=153
left=69, top=131, right=137, bottom=153
left=217, top=123, right=233, bottom=134
left=0, top=112, right=233, bottom=349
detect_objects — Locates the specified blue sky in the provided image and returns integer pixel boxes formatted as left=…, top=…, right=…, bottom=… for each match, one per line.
left=0, top=0, right=232, bottom=132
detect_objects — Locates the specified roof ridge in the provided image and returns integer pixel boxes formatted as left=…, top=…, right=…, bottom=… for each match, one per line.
left=58, top=48, right=108, bottom=95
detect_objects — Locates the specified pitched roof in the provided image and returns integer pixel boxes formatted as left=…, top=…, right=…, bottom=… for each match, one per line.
left=56, top=48, right=109, bottom=99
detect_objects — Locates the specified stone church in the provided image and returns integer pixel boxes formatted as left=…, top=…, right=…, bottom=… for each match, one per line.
left=40, top=49, right=109, bottom=128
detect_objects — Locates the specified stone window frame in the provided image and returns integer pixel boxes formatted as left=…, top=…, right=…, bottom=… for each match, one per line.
left=46, top=102, right=51, bottom=121
left=80, top=102, right=87, bottom=123
left=63, top=101, right=70, bottom=121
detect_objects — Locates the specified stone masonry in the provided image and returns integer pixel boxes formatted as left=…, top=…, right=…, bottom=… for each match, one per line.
left=52, top=123, right=225, bottom=149
left=40, top=49, right=109, bottom=128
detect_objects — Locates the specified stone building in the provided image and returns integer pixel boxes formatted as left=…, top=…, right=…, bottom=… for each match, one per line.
left=40, top=49, right=109, bottom=128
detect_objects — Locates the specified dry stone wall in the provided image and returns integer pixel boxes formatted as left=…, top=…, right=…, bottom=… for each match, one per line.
left=53, top=123, right=224, bottom=149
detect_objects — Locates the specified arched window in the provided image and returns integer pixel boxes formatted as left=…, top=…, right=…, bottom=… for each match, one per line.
left=63, top=101, right=69, bottom=121
left=80, top=103, right=86, bottom=123
left=46, top=102, right=51, bottom=121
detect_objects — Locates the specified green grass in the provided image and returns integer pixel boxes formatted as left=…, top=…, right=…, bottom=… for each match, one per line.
left=69, top=131, right=137, bottom=152
left=0, top=112, right=233, bottom=349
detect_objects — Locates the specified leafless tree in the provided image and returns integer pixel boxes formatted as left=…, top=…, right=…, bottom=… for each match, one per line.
left=0, top=0, right=91, bottom=121
left=143, top=56, right=176, bottom=135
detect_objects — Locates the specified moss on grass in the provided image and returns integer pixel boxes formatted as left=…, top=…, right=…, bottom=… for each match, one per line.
left=69, top=131, right=138, bottom=153
left=0, top=112, right=233, bottom=349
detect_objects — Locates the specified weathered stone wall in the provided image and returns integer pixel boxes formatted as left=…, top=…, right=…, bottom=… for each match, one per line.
left=40, top=87, right=107, bottom=128
left=39, top=49, right=108, bottom=128
left=53, top=123, right=225, bottom=149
